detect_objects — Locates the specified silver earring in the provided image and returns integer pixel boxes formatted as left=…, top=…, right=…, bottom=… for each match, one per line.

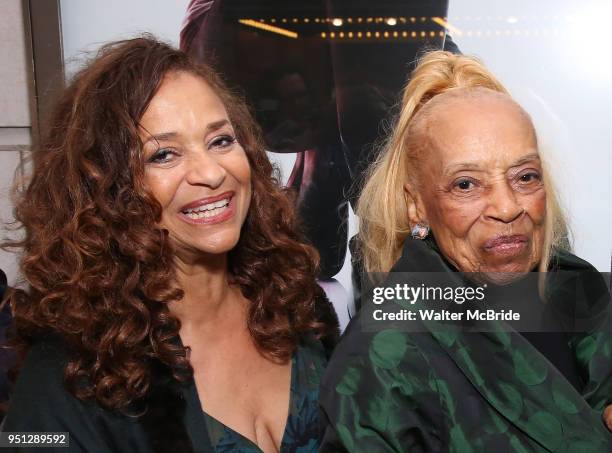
left=411, top=222, right=430, bottom=240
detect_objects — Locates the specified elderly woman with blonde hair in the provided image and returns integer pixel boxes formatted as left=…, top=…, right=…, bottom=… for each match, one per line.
left=318, top=51, right=612, bottom=452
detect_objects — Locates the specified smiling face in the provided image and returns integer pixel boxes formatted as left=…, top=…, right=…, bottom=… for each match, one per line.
left=405, top=91, right=546, bottom=280
left=139, top=71, right=251, bottom=261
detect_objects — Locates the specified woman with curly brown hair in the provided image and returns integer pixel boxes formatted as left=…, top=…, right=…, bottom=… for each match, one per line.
left=2, top=36, right=338, bottom=453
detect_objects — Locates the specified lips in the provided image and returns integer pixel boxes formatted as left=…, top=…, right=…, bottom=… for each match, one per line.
left=179, top=191, right=235, bottom=212
left=178, top=190, right=236, bottom=225
left=483, top=234, right=528, bottom=255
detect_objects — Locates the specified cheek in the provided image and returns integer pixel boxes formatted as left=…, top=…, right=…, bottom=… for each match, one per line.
left=143, top=170, right=181, bottom=210
left=229, top=149, right=252, bottom=200
left=522, top=190, right=547, bottom=261
left=425, top=191, right=486, bottom=239
left=522, top=189, right=547, bottom=225
left=239, top=158, right=252, bottom=189
left=421, top=192, right=489, bottom=269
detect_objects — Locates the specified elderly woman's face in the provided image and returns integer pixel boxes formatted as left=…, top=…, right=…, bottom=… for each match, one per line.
left=408, top=94, right=546, bottom=278
left=139, top=71, right=251, bottom=259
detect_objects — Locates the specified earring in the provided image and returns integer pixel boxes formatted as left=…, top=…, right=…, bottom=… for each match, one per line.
left=411, top=222, right=430, bottom=240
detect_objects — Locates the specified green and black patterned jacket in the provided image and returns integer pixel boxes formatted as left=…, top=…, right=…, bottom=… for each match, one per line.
left=319, top=238, right=612, bottom=452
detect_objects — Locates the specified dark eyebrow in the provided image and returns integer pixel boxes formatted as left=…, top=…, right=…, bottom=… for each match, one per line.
left=142, top=119, right=232, bottom=146
left=143, top=131, right=178, bottom=146
left=205, top=119, right=231, bottom=134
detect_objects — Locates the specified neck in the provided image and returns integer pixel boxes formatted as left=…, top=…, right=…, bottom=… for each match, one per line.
left=169, top=251, right=241, bottom=334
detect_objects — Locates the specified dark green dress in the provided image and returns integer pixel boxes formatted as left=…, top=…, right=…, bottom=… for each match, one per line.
left=3, top=337, right=329, bottom=453
left=203, top=341, right=327, bottom=452
left=319, top=238, right=612, bottom=452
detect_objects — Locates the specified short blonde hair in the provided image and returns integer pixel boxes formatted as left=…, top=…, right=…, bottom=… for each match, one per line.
left=356, top=51, right=569, bottom=273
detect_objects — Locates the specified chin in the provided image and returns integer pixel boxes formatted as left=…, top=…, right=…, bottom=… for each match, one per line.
left=175, top=232, right=241, bottom=257
left=478, top=258, right=539, bottom=285
left=197, top=237, right=240, bottom=255
left=479, top=270, right=528, bottom=286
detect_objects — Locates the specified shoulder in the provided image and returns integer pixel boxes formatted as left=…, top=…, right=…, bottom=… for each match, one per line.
left=5, top=340, right=93, bottom=429
left=318, top=313, right=446, bottom=451
left=8, top=339, right=73, bottom=411
left=313, top=289, right=340, bottom=357
left=320, top=311, right=437, bottom=396
left=548, top=249, right=609, bottom=315
left=550, top=248, right=599, bottom=272
left=4, top=340, right=149, bottom=452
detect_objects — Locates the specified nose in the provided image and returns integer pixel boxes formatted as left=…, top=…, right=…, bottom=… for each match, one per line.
left=185, top=150, right=227, bottom=189
left=484, top=181, right=524, bottom=223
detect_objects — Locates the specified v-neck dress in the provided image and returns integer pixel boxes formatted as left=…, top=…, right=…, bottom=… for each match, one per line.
left=2, top=338, right=330, bottom=453
left=203, top=341, right=327, bottom=452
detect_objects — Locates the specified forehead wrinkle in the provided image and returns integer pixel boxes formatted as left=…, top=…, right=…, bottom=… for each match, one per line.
left=414, top=87, right=531, bottom=135
left=406, top=88, right=538, bottom=187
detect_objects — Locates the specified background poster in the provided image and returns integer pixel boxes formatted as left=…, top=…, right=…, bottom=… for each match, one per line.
left=52, top=0, right=612, bottom=328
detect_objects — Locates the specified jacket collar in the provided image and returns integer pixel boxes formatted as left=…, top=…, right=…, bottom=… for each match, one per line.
left=139, top=339, right=212, bottom=453
left=391, top=238, right=609, bottom=452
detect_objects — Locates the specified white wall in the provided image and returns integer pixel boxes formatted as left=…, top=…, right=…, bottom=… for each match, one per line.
left=0, top=0, right=32, bottom=286
left=61, top=0, right=191, bottom=78
left=447, top=0, right=612, bottom=271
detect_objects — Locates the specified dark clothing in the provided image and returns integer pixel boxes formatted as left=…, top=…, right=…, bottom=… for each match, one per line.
left=3, top=278, right=339, bottom=452
left=3, top=337, right=331, bottom=453
left=0, top=269, right=6, bottom=301
left=319, top=238, right=612, bottom=452
left=520, top=331, right=582, bottom=392
left=4, top=339, right=193, bottom=453
left=203, top=340, right=328, bottom=452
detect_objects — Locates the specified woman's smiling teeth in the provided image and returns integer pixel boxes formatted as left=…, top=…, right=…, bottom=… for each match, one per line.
left=182, top=198, right=230, bottom=219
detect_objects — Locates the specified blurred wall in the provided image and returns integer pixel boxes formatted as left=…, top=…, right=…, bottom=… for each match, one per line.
left=448, top=0, right=612, bottom=271
left=61, top=0, right=191, bottom=79
left=0, top=0, right=32, bottom=286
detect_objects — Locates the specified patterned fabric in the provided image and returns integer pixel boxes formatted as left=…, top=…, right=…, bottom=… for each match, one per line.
left=319, top=238, right=612, bottom=452
left=204, top=339, right=327, bottom=452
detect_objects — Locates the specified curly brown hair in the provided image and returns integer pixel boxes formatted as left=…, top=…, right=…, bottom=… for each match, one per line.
left=3, top=36, right=338, bottom=412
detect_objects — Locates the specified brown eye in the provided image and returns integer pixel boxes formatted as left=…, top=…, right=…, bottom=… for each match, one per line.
left=210, top=135, right=236, bottom=150
left=454, top=178, right=476, bottom=191
left=148, top=148, right=177, bottom=164
left=519, top=172, right=541, bottom=183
